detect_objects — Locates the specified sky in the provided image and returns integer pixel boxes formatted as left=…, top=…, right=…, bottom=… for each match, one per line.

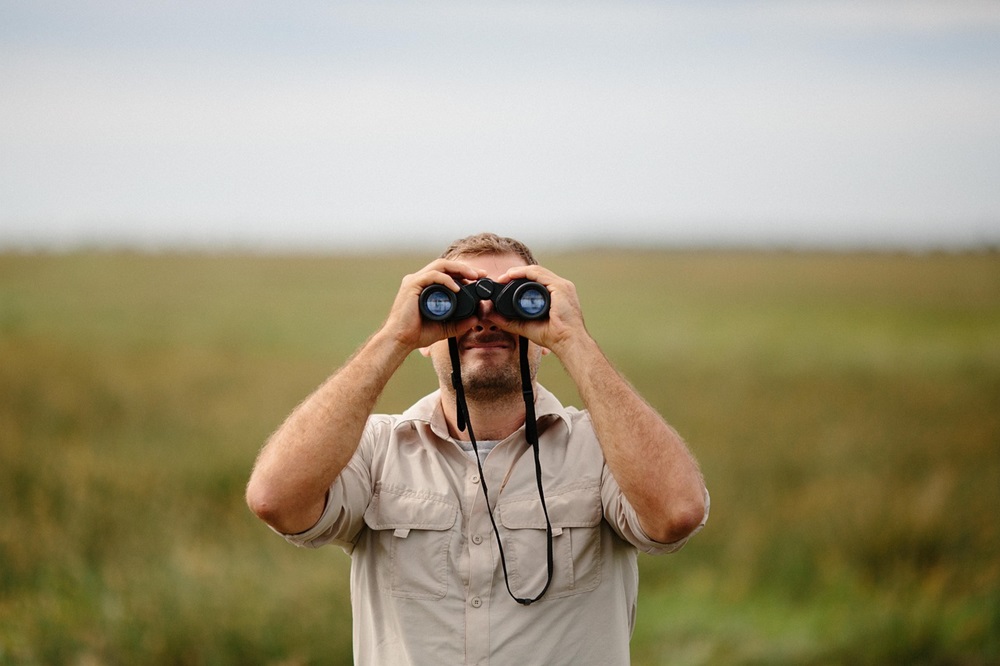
left=2, top=0, right=999, bottom=252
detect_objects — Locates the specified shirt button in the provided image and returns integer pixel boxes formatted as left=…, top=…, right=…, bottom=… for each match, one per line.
left=472, top=534, right=483, bottom=545
left=471, top=597, right=483, bottom=608
left=470, top=474, right=480, bottom=484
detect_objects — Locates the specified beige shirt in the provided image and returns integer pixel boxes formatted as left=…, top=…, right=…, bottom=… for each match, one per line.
left=282, top=386, right=708, bottom=666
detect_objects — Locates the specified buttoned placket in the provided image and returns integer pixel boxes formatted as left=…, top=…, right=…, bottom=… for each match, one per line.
left=462, top=431, right=531, bottom=666
left=465, top=455, right=493, bottom=666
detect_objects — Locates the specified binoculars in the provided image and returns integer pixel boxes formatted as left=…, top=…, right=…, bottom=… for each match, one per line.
left=419, top=278, right=550, bottom=322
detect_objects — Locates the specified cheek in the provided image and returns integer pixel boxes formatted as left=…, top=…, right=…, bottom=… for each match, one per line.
left=420, top=339, right=447, bottom=358
left=426, top=344, right=453, bottom=377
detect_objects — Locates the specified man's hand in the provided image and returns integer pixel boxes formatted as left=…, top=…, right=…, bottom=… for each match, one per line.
left=492, top=264, right=588, bottom=355
left=383, top=258, right=487, bottom=350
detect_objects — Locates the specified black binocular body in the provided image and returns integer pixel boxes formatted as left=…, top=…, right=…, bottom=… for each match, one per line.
left=419, top=278, right=550, bottom=322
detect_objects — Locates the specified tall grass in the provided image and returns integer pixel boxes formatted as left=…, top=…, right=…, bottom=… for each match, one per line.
left=1, top=249, right=997, bottom=664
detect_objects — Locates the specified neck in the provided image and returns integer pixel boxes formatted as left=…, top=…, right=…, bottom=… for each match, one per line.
left=440, top=389, right=527, bottom=442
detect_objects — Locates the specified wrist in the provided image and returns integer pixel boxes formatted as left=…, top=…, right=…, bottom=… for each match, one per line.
left=363, top=326, right=418, bottom=369
left=551, top=331, right=601, bottom=372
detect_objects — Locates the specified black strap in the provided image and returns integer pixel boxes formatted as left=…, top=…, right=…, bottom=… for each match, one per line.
left=448, top=338, right=469, bottom=433
left=521, top=334, right=539, bottom=446
left=448, top=335, right=553, bottom=605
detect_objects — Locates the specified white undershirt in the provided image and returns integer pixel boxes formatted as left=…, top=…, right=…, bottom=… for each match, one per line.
left=457, top=439, right=500, bottom=463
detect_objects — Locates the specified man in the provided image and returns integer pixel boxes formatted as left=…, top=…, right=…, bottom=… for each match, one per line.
left=246, top=233, right=709, bottom=665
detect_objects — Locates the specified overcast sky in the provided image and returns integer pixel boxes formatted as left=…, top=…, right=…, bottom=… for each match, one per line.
left=2, top=0, right=999, bottom=251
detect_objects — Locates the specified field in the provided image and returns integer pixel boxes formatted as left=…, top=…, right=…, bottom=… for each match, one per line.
left=1, top=248, right=998, bottom=665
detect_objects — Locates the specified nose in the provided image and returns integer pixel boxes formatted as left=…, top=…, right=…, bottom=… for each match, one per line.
left=473, top=300, right=500, bottom=330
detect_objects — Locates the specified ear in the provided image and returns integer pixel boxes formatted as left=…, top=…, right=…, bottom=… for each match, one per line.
left=419, top=345, right=432, bottom=357
left=541, top=347, right=551, bottom=356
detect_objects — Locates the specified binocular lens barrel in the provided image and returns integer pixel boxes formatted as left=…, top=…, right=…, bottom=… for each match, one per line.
left=515, top=285, right=548, bottom=318
left=419, top=285, right=458, bottom=321
left=422, top=288, right=455, bottom=320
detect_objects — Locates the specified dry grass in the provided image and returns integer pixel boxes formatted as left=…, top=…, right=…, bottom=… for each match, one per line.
left=1, top=249, right=997, bottom=664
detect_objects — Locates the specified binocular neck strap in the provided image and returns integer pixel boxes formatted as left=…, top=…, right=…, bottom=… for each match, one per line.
left=446, top=335, right=553, bottom=605
left=448, top=337, right=469, bottom=434
left=519, top=335, right=539, bottom=447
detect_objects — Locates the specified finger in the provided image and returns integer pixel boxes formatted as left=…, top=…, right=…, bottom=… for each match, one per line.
left=405, top=265, right=479, bottom=295
left=419, top=269, right=464, bottom=292
left=426, top=258, right=487, bottom=282
left=499, top=264, right=556, bottom=285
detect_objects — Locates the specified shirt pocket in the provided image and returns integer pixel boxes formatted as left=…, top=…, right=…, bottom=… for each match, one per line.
left=497, top=485, right=603, bottom=600
left=363, top=484, right=459, bottom=600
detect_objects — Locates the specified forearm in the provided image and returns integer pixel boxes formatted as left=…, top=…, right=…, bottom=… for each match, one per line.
left=557, top=335, right=706, bottom=544
left=246, top=329, right=411, bottom=534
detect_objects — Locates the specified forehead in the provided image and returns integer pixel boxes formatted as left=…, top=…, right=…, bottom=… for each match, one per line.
left=454, top=252, right=527, bottom=276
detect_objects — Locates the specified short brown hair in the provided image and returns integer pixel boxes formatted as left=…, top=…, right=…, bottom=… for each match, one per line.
left=440, top=232, right=537, bottom=266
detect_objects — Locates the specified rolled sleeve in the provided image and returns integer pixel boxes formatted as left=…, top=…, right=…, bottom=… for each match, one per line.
left=278, top=416, right=391, bottom=553
left=601, top=466, right=711, bottom=555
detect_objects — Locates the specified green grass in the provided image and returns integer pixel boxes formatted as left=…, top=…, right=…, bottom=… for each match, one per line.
left=1, top=249, right=998, bottom=664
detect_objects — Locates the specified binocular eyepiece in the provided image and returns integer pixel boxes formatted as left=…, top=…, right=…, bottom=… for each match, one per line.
left=419, top=278, right=550, bottom=322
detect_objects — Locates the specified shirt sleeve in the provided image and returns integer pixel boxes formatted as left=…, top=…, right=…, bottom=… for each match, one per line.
left=277, top=415, right=390, bottom=554
left=600, top=463, right=710, bottom=555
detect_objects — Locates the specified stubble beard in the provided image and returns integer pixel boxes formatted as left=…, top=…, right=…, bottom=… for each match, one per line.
left=461, top=360, right=523, bottom=403
left=433, top=338, right=541, bottom=405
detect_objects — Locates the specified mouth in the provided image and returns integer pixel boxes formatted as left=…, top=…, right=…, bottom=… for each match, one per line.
left=461, top=333, right=515, bottom=352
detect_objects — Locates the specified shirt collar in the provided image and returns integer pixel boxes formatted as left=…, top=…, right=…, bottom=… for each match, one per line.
left=396, top=384, right=573, bottom=440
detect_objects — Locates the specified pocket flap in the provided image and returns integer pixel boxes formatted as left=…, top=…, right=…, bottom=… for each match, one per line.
left=364, top=486, right=458, bottom=532
left=498, top=485, right=602, bottom=530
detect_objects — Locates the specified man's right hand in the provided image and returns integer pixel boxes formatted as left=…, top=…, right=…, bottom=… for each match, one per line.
left=381, top=258, right=487, bottom=351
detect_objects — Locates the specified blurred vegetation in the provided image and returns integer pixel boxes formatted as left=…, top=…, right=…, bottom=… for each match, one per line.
left=1, top=248, right=997, bottom=664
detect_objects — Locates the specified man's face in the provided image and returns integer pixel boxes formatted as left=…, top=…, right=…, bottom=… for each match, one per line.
left=423, top=253, right=544, bottom=402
